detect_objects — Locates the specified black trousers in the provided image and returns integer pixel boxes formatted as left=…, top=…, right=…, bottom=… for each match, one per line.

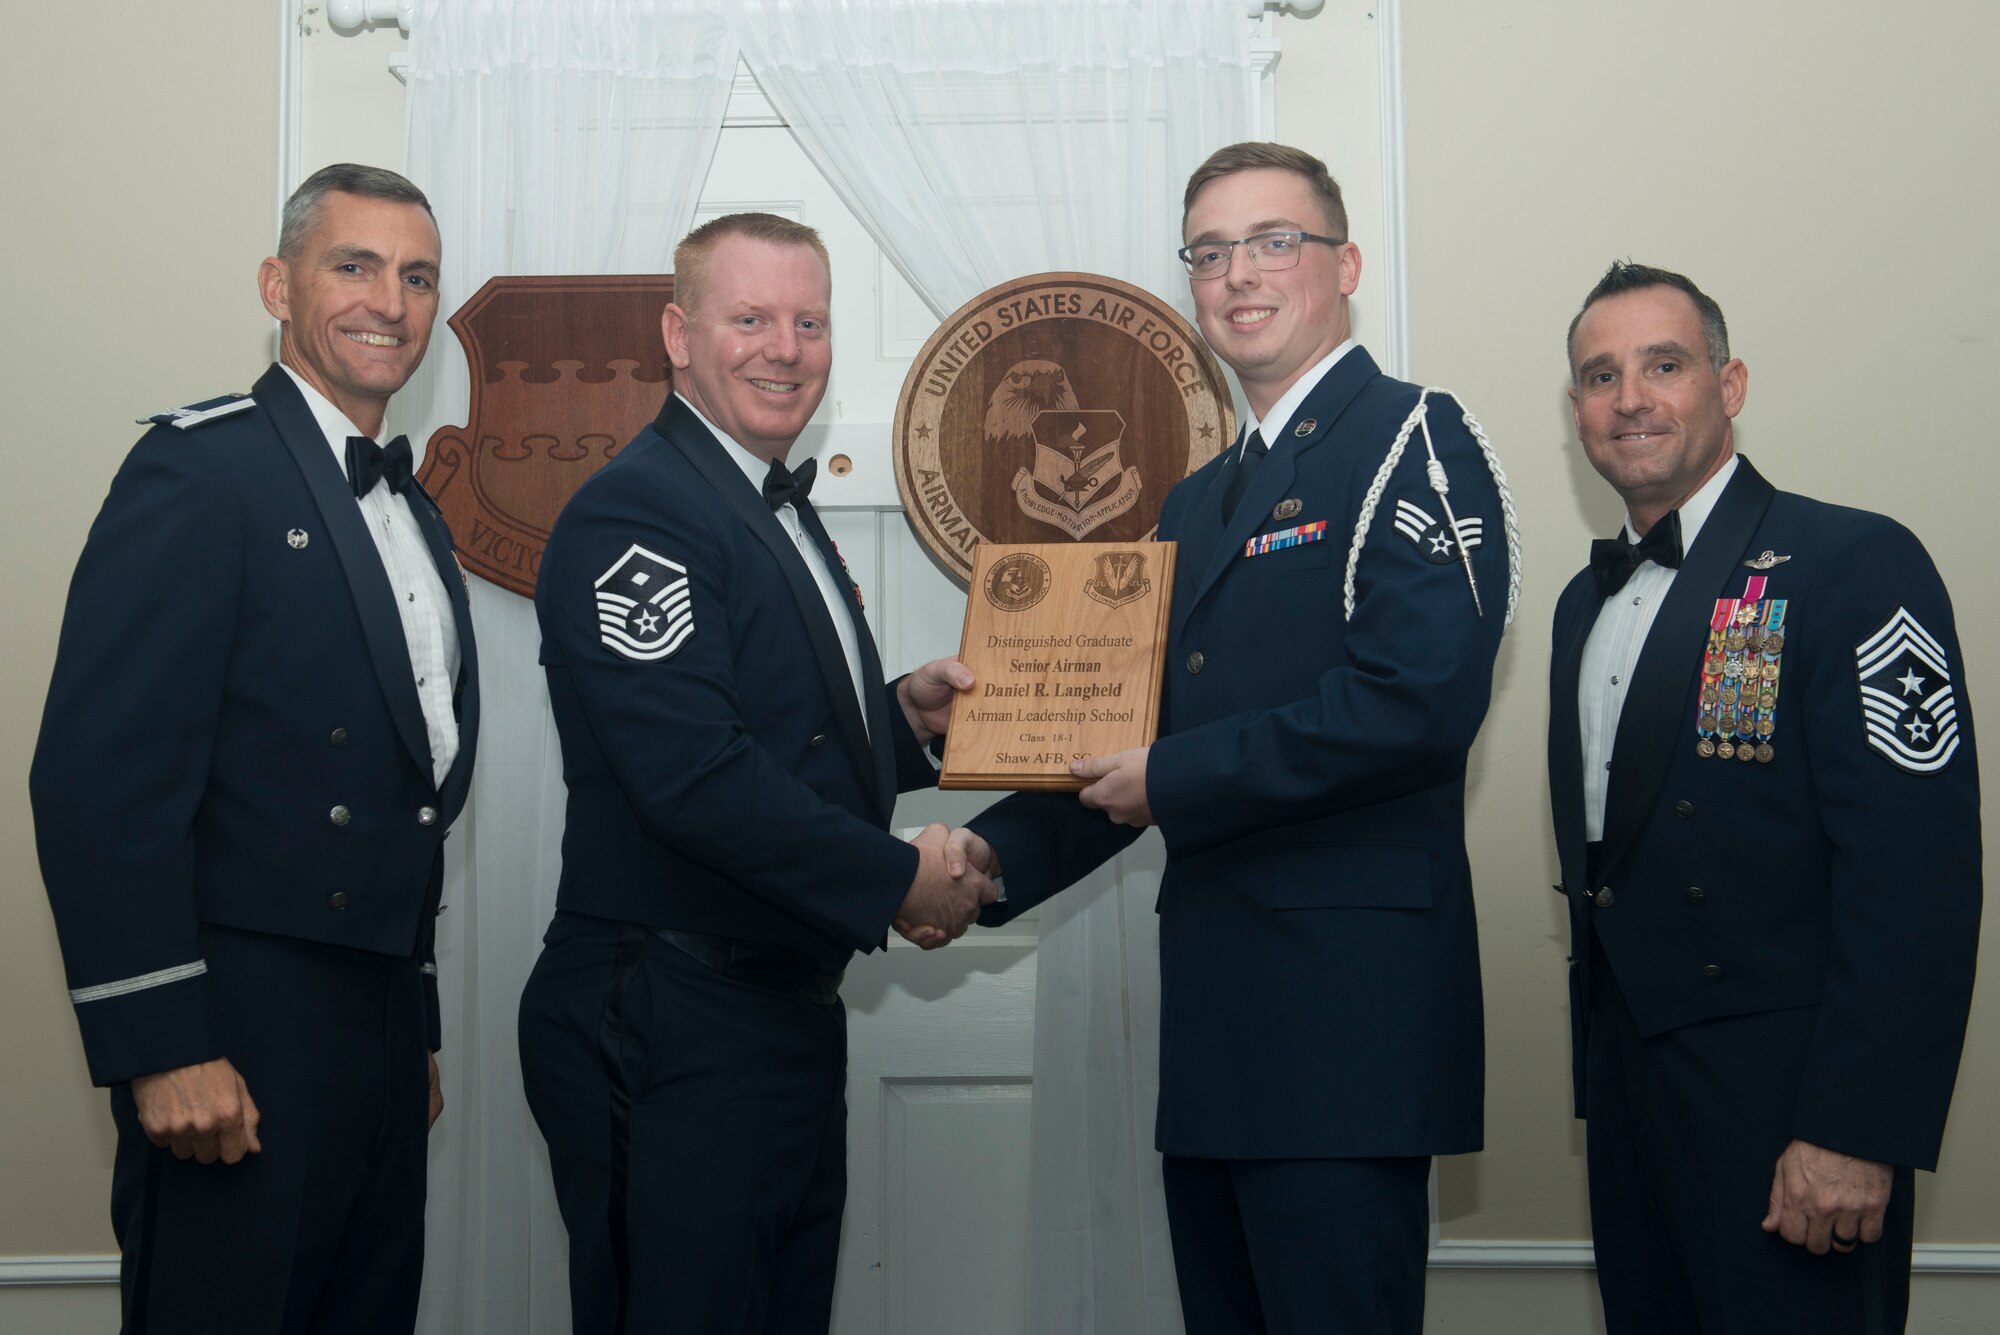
left=519, top=911, right=849, bottom=1335
left=110, top=923, right=430, bottom=1335
left=1162, top=1152, right=1432, bottom=1335
left=1585, top=945, right=1914, bottom=1334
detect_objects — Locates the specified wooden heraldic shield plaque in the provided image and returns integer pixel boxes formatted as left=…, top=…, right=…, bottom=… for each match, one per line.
left=419, top=275, right=675, bottom=597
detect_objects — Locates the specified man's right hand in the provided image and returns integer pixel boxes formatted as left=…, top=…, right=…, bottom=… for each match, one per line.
left=131, top=1057, right=262, bottom=1165
left=894, top=822, right=998, bottom=948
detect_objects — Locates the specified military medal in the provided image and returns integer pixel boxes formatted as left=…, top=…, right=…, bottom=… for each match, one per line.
left=1694, top=604, right=1737, bottom=757
left=1696, top=578, right=1788, bottom=764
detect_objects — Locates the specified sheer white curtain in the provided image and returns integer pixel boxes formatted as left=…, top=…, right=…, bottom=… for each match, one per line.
left=738, top=5, right=1253, bottom=1329
left=397, top=3, right=738, bottom=1330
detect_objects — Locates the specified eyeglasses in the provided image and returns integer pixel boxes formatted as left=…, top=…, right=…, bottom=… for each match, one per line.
left=1177, top=231, right=1344, bottom=280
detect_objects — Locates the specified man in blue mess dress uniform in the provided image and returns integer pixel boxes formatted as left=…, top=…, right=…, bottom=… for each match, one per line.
left=518, top=211, right=995, bottom=1335
left=1548, top=260, right=1980, bottom=1333
left=31, top=163, right=480, bottom=1333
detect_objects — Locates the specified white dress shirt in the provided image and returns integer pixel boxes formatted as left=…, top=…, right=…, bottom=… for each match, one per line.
left=1235, top=337, right=1357, bottom=457
left=282, top=366, right=462, bottom=787
left=681, top=396, right=870, bottom=736
left=1577, top=454, right=1740, bottom=839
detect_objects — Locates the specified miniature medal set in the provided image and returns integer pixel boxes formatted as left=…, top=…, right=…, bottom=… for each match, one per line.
left=1696, top=574, right=1783, bottom=762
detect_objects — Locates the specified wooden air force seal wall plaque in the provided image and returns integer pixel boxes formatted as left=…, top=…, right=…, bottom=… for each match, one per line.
left=418, top=274, right=674, bottom=597
left=893, top=273, right=1233, bottom=584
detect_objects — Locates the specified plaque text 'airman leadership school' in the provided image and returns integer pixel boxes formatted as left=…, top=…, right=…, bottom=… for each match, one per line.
left=941, top=541, right=1175, bottom=791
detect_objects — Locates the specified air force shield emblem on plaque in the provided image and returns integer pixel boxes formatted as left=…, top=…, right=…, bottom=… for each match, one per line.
left=1856, top=606, right=1961, bottom=773
left=595, top=543, right=693, bottom=661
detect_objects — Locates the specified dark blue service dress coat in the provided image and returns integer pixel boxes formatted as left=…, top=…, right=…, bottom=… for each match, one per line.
left=971, top=345, right=1511, bottom=1160
left=32, top=363, right=481, bottom=1082
left=1548, top=457, right=1980, bottom=1171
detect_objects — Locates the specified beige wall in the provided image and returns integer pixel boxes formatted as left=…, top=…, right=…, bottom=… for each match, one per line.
left=1286, top=0, right=2000, bottom=1243
left=0, top=2, right=277, bottom=1252
left=4, top=0, right=1993, bottom=1269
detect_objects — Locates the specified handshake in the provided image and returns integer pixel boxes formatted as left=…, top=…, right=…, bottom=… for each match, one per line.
left=892, top=824, right=1000, bottom=950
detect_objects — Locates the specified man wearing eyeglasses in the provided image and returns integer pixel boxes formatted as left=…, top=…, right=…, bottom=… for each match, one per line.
left=944, top=142, right=1517, bottom=1332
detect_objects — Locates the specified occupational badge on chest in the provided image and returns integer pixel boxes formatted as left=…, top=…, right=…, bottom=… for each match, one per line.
left=1694, top=575, right=1784, bottom=763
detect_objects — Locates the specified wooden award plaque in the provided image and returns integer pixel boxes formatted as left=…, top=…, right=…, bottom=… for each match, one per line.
left=893, top=273, right=1233, bottom=586
left=418, top=274, right=675, bottom=597
left=940, top=541, right=1175, bottom=791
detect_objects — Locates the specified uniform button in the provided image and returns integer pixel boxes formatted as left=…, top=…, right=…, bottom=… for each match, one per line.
left=1610, top=674, right=1621, bottom=686
left=1702, top=964, right=1724, bottom=980
left=1674, top=799, right=1695, bottom=818
left=330, top=805, right=351, bottom=827
left=809, top=734, right=828, bottom=748
left=418, top=806, right=438, bottom=826
left=1186, top=651, right=1205, bottom=674
left=1552, top=883, right=1567, bottom=897
left=329, top=892, right=349, bottom=910
left=330, top=727, right=349, bottom=747
left=1593, top=887, right=1614, bottom=908
left=1686, top=886, right=1706, bottom=902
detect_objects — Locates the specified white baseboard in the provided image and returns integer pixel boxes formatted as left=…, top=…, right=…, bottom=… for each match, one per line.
left=0, top=1255, right=118, bottom=1285
left=5, top=1242, right=1994, bottom=1288
left=1425, top=1239, right=2000, bottom=1274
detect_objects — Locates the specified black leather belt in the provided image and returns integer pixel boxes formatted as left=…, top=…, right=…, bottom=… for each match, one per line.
left=654, top=928, right=845, bottom=1006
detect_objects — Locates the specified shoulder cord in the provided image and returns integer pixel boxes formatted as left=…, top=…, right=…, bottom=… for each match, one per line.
left=1343, top=388, right=1523, bottom=626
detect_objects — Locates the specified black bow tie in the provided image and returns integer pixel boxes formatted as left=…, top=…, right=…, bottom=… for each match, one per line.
left=762, top=456, right=816, bottom=511
left=1590, top=510, right=1684, bottom=595
left=347, top=435, right=413, bottom=499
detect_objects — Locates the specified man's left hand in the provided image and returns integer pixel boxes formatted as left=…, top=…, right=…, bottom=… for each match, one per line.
left=428, top=1054, right=444, bottom=1129
left=898, top=658, right=975, bottom=746
left=1073, top=746, right=1154, bottom=826
left=1762, top=1139, right=1893, bottom=1254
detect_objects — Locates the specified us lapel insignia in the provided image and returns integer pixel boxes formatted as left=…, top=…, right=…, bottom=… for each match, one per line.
left=1273, top=498, right=1303, bottom=521
left=1742, top=550, right=1791, bottom=570
left=1293, top=418, right=1317, bottom=437
left=1392, top=498, right=1484, bottom=565
left=286, top=528, right=309, bottom=550
left=1856, top=606, right=1961, bottom=773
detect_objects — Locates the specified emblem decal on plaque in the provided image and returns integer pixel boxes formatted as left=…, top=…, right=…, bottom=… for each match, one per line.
left=1083, top=550, right=1152, bottom=609
left=984, top=552, right=1052, bottom=613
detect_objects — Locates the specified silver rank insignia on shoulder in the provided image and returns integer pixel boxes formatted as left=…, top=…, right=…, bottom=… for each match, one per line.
left=596, top=543, right=694, bottom=661
left=287, top=529, right=309, bottom=550
left=1743, top=550, right=1791, bottom=570
left=1272, top=498, right=1303, bottom=521
left=1856, top=606, right=1960, bottom=773
left=142, top=394, right=256, bottom=430
left=1392, top=498, right=1484, bottom=565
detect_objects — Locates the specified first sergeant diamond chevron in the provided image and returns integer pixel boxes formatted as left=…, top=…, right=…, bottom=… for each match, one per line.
left=595, top=543, right=693, bottom=661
